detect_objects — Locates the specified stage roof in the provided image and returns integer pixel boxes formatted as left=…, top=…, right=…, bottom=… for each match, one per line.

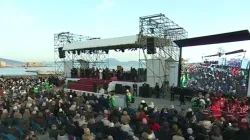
left=174, top=30, right=250, bottom=48
left=63, top=35, right=139, bottom=51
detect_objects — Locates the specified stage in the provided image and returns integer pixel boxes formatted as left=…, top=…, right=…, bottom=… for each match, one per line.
left=108, top=81, right=145, bottom=94
left=65, top=77, right=145, bottom=94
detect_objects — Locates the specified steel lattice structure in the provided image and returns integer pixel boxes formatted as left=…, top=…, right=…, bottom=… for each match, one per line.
left=138, top=13, right=188, bottom=85
left=54, top=32, right=109, bottom=76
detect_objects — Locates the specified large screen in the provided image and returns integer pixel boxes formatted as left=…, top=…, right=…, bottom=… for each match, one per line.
left=181, top=62, right=248, bottom=95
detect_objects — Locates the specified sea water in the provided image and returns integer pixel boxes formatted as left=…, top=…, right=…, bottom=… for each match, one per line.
left=0, top=65, right=134, bottom=76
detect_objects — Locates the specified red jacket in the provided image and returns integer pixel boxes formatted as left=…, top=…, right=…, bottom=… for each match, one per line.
left=150, top=123, right=160, bottom=132
left=139, top=114, right=149, bottom=122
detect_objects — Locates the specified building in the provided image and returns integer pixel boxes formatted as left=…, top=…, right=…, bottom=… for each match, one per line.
left=0, top=61, right=7, bottom=67
left=25, top=62, right=42, bottom=67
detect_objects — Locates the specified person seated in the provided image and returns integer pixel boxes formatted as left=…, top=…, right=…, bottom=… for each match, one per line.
left=49, top=125, right=59, bottom=140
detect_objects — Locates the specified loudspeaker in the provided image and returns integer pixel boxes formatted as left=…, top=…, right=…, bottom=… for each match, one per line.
left=143, top=85, right=152, bottom=98
left=139, top=86, right=144, bottom=97
left=58, top=47, right=65, bottom=58
left=124, top=86, right=131, bottom=91
left=147, top=37, right=156, bottom=54
left=115, top=84, right=123, bottom=94
left=139, top=84, right=152, bottom=98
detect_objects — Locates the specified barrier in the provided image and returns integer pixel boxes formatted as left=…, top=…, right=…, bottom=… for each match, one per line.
left=64, top=88, right=126, bottom=108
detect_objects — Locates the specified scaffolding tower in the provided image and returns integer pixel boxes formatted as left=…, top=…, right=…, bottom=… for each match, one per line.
left=54, top=32, right=109, bottom=76
left=138, top=13, right=188, bottom=87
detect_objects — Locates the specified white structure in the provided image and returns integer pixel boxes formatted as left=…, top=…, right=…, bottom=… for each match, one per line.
left=63, top=35, right=139, bottom=50
left=146, top=59, right=165, bottom=87
left=62, top=34, right=179, bottom=88
left=146, top=59, right=179, bottom=87
left=168, top=62, right=179, bottom=87
left=64, top=61, right=73, bottom=78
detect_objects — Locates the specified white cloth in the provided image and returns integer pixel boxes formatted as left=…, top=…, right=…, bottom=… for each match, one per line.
left=57, top=135, right=67, bottom=140
left=69, top=104, right=76, bottom=111
left=121, top=124, right=133, bottom=133
left=99, top=69, right=103, bottom=80
left=172, top=135, right=185, bottom=140
left=99, top=88, right=105, bottom=94
left=102, top=119, right=110, bottom=126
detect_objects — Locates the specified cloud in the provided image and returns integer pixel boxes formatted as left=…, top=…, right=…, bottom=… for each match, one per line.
left=0, top=3, right=35, bottom=31
left=94, top=0, right=116, bottom=37
left=96, top=0, right=116, bottom=11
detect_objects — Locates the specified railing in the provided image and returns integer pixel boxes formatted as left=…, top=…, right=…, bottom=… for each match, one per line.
left=64, top=88, right=126, bottom=108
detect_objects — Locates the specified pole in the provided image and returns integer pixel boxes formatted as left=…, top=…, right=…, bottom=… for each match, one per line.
left=177, top=47, right=182, bottom=87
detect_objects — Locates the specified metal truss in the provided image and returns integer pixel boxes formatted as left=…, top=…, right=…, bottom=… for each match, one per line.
left=54, top=32, right=109, bottom=76
left=76, top=50, right=109, bottom=68
left=138, top=13, right=188, bottom=85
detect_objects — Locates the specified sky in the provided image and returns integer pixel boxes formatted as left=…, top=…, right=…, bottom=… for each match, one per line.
left=0, top=0, right=250, bottom=62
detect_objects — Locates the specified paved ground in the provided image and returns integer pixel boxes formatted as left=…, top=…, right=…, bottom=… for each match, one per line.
left=133, top=96, right=191, bottom=110
left=38, top=95, right=191, bottom=140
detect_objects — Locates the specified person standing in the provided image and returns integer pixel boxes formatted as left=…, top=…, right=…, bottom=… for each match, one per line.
left=154, top=83, right=160, bottom=98
left=179, top=88, right=185, bottom=105
left=170, top=84, right=175, bottom=101
left=125, top=90, right=134, bottom=107
left=99, top=69, right=103, bottom=80
left=109, top=94, right=116, bottom=108
left=33, top=86, right=39, bottom=94
left=103, top=81, right=109, bottom=94
left=132, top=82, right=137, bottom=97
left=93, top=81, right=97, bottom=92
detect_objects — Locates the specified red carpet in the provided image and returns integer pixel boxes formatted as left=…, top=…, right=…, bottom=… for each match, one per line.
left=68, top=78, right=112, bottom=92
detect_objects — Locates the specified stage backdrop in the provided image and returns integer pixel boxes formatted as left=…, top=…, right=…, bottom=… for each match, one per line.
left=146, top=59, right=165, bottom=87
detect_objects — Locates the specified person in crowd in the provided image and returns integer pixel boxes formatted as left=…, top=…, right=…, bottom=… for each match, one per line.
left=125, top=90, right=134, bottom=107
left=0, top=75, right=250, bottom=140
left=154, top=83, right=160, bottom=98
left=109, top=93, right=116, bottom=108
left=103, top=81, right=109, bottom=93
left=93, top=81, right=97, bottom=92
left=179, top=88, right=185, bottom=105
left=132, top=82, right=138, bottom=97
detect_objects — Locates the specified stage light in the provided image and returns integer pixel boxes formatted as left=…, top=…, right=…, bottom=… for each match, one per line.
left=67, top=40, right=71, bottom=43
left=77, top=50, right=81, bottom=55
left=150, top=28, right=154, bottom=34
left=104, top=50, right=109, bottom=54
left=72, top=50, right=76, bottom=54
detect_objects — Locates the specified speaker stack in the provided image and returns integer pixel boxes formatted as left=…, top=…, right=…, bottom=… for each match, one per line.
left=146, top=37, right=156, bottom=54
left=139, top=84, right=152, bottom=98
left=115, top=84, right=123, bottom=94
left=58, top=47, right=65, bottom=58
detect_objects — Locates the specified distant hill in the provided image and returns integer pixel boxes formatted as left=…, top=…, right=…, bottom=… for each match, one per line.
left=0, top=58, right=24, bottom=65
left=108, top=58, right=138, bottom=67
left=44, top=58, right=139, bottom=67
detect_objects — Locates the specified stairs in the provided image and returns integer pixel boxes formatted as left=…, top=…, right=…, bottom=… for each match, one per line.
left=68, top=78, right=111, bottom=92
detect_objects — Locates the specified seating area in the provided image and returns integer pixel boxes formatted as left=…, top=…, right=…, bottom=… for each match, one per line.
left=68, top=78, right=111, bottom=92
left=0, top=118, right=46, bottom=140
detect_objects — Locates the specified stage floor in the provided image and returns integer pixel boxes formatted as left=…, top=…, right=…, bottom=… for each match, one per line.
left=66, top=77, right=145, bottom=93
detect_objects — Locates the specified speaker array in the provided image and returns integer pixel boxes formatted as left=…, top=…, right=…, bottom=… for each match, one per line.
left=146, top=37, right=156, bottom=54
left=58, top=47, right=65, bottom=58
left=139, top=84, right=152, bottom=98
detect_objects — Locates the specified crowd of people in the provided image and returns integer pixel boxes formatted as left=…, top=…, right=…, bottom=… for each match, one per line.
left=181, top=63, right=248, bottom=95
left=0, top=75, right=250, bottom=140
left=71, top=67, right=140, bottom=81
